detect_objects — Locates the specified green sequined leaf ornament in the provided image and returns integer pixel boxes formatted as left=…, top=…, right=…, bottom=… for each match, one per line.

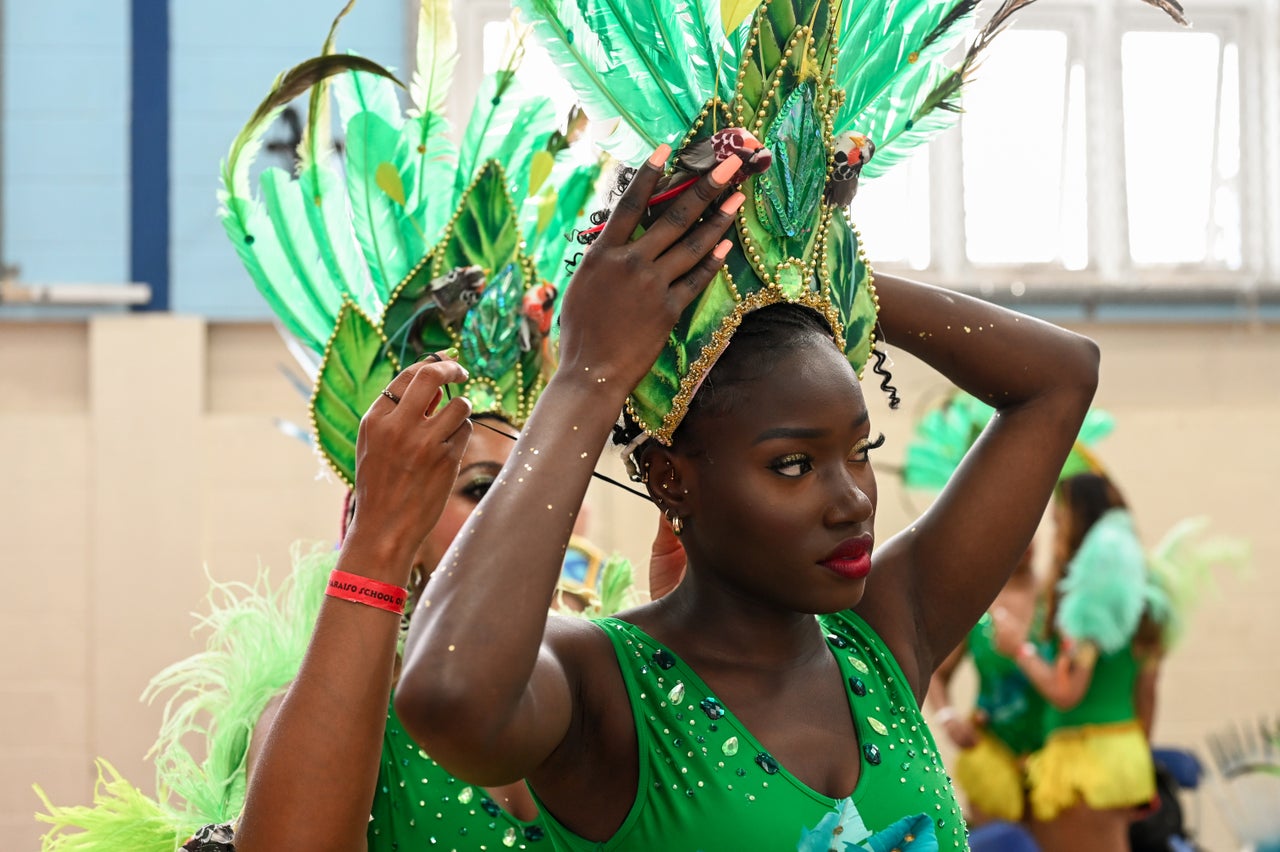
left=460, top=264, right=524, bottom=380
left=824, top=213, right=876, bottom=371
left=756, top=85, right=826, bottom=240
left=310, top=303, right=399, bottom=486
left=439, top=162, right=524, bottom=282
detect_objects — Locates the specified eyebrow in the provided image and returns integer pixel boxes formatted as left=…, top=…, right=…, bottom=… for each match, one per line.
left=461, top=461, right=504, bottom=477
left=751, top=410, right=870, bottom=446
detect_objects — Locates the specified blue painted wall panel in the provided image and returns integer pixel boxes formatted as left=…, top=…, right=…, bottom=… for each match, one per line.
left=2, top=2, right=129, bottom=285
left=170, top=0, right=405, bottom=318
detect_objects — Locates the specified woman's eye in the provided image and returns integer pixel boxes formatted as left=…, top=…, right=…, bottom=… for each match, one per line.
left=460, top=476, right=495, bottom=501
left=850, top=433, right=887, bottom=463
left=770, top=454, right=812, bottom=478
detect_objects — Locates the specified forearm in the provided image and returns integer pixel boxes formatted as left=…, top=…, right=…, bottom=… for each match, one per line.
left=1015, top=649, right=1089, bottom=711
left=236, top=537, right=413, bottom=852
left=397, top=376, right=625, bottom=772
left=875, top=273, right=1099, bottom=410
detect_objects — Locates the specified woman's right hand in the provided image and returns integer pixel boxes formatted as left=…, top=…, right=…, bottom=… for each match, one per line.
left=555, top=145, right=745, bottom=393
left=344, top=356, right=473, bottom=580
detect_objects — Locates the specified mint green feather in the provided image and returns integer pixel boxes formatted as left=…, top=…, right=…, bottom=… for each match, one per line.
left=218, top=193, right=331, bottom=352
left=408, top=0, right=459, bottom=117
left=258, top=168, right=341, bottom=325
left=345, top=110, right=426, bottom=301
left=456, top=71, right=558, bottom=201
left=1056, top=508, right=1156, bottom=654
left=833, top=0, right=972, bottom=139
left=399, top=112, right=462, bottom=248
left=333, top=65, right=404, bottom=131
left=1147, top=518, right=1250, bottom=651
left=515, top=0, right=710, bottom=163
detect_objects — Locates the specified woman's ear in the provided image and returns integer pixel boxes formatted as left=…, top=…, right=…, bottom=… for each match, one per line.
left=640, top=445, right=691, bottom=513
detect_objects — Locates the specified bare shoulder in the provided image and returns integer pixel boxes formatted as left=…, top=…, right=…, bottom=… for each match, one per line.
left=531, top=614, right=640, bottom=837
left=853, top=538, right=930, bottom=700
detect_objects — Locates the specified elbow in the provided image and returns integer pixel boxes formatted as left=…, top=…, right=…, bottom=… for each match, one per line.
left=393, top=665, right=478, bottom=761
left=1062, top=332, right=1101, bottom=398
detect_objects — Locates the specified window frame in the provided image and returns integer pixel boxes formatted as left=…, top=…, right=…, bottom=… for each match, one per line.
left=446, top=0, right=1280, bottom=314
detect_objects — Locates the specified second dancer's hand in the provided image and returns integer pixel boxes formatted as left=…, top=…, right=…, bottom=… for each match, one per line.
left=344, top=355, right=473, bottom=583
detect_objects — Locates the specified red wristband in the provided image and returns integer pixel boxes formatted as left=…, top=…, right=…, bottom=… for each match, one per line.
left=325, top=569, right=408, bottom=615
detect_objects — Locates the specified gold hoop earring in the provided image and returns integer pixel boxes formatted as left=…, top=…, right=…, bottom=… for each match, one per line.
left=668, top=512, right=684, bottom=537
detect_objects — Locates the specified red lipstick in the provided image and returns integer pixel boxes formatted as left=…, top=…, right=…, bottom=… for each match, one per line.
left=820, top=535, right=873, bottom=580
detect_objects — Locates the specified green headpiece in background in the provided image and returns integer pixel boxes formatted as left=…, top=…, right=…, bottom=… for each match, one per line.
left=219, top=1, right=603, bottom=484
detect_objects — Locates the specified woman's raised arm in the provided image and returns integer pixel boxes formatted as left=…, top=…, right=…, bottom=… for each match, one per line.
left=862, top=273, right=1098, bottom=697
left=235, top=359, right=471, bottom=852
left=394, top=149, right=743, bottom=785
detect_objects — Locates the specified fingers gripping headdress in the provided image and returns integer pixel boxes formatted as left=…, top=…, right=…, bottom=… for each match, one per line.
left=218, top=1, right=604, bottom=485
left=519, top=0, right=1187, bottom=445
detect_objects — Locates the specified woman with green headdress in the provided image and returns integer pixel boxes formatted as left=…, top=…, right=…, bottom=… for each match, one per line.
left=377, top=0, right=1210, bottom=846
left=909, top=393, right=1114, bottom=827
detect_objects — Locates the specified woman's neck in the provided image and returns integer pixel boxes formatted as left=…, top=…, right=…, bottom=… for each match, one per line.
left=643, top=567, right=830, bottom=671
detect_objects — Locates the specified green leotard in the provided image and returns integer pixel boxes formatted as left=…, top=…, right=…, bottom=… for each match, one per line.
left=1043, top=641, right=1141, bottom=732
left=967, top=613, right=1046, bottom=755
left=535, top=611, right=967, bottom=851
left=369, top=698, right=547, bottom=851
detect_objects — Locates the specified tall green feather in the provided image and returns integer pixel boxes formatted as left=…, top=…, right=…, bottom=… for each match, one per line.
left=515, top=0, right=735, bottom=163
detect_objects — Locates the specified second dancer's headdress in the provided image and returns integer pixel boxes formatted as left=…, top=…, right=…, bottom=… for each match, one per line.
left=219, top=2, right=604, bottom=485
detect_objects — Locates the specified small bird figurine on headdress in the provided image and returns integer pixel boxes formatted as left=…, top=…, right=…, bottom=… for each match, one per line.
left=421, top=266, right=487, bottom=328
left=825, top=132, right=877, bottom=207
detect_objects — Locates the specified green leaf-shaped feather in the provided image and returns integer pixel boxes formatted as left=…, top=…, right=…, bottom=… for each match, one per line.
left=345, top=111, right=426, bottom=302
left=310, top=303, right=398, bottom=485
left=457, top=72, right=558, bottom=202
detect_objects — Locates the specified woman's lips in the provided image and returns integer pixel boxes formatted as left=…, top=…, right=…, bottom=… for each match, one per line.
left=820, top=536, right=873, bottom=580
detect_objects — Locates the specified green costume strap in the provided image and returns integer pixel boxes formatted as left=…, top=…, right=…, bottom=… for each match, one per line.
left=1043, top=643, right=1143, bottom=732
left=966, top=613, right=1045, bottom=756
left=370, top=699, right=548, bottom=851
left=535, top=614, right=963, bottom=851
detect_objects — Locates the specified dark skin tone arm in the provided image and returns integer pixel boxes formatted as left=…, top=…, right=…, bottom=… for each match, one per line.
left=857, top=274, right=1099, bottom=701
left=394, top=155, right=1097, bottom=839
left=233, top=359, right=472, bottom=852
left=394, top=148, right=743, bottom=784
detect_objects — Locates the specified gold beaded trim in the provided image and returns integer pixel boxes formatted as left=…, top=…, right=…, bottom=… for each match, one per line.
left=379, top=158, right=550, bottom=427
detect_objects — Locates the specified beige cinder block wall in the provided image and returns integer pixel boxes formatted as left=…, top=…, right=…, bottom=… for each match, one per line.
left=2, top=315, right=1277, bottom=850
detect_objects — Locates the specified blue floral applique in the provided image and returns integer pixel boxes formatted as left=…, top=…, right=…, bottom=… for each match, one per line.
left=798, top=801, right=937, bottom=852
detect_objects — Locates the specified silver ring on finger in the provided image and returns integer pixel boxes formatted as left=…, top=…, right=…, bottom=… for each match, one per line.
left=381, top=389, right=401, bottom=404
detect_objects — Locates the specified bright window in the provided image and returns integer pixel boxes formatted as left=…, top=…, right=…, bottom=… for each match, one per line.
left=1122, top=30, right=1242, bottom=267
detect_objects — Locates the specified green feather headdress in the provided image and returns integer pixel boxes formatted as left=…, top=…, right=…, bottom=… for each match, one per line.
left=902, top=390, right=1116, bottom=490
left=218, top=1, right=604, bottom=485
left=519, top=0, right=1186, bottom=444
